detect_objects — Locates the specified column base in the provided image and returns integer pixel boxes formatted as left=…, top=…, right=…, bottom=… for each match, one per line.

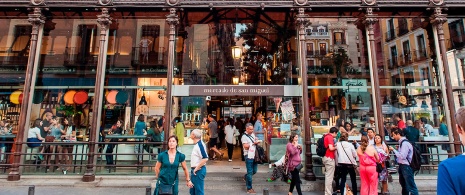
left=304, top=170, right=316, bottom=181
left=7, top=173, right=21, bottom=181
left=82, top=174, right=95, bottom=182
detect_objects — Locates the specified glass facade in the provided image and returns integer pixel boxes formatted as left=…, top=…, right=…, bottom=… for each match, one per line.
left=0, top=2, right=463, bottom=180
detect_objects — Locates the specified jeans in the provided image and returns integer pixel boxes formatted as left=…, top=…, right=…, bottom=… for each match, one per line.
left=399, top=164, right=418, bottom=195
left=106, top=144, right=115, bottom=165
left=338, top=164, right=357, bottom=195
left=134, top=143, right=142, bottom=162
left=289, top=168, right=302, bottom=195
left=190, top=166, right=206, bottom=195
left=323, top=157, right=335, bottom=195
left=245, top=158, right=258, bottom=190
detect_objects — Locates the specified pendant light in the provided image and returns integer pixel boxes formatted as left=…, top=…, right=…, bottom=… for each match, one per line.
left=328, top=96, right=336, bottom=106
left=139, top=78, right=148, bottom=105
left=383, top=95, right=391, bottom=105
left=420, top=100, right=428, bottom=109
left=355, top=95, right=364, bottom=105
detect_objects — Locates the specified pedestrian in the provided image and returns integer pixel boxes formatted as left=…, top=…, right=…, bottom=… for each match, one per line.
left=254, top=113, right=264, bottom=141
left=388, top=129, right=418, bottom=195
left=241, top=122, right=260, bottom=194
left=366, top=128, right=375, bottom=145
left=106, top=119, right=123, bottom=170
left=374, top=134, right=389, bottom=195
left=286, top=132, right=303, bottom=195
left=224, top=118, right=238, bottom=162
left=134, top=114, right=146, bottom=165
left=323, top=127, right=338, bottom=195
left=266, top=155, right=291, bottom=183
left=174, top=117, right=185, bottom=148
left=189, top=129, right=209, bottom=195
left=235, top=117, right=245, bottom=161
left=357, top=135, right=379, bottom=195
left=335, top=132, right=357, bottom=195
left=154, top=135, right=193, bottom=195
left=437, top=106, right=465, bottom=195
left=207, top=114, right=223, bottom=160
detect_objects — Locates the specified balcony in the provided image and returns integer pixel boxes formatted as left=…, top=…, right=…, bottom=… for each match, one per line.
left=0, top=47, right=29, bottom=66
left=63, top=47, right=98, bottom=66
left=397, top=22, right=409, bottom=37
left=306, top=31, right=330, bottom=38
left=131, top=47, right=167, bottom=67
left=385, top=30, right=396, bottom=42
left=387, top=57, right=398, bottom=67
left=306, top=50, right=329, bottom=58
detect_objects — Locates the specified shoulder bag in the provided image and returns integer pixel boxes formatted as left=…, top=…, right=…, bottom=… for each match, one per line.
left=157, top=153, right=179, bottom=195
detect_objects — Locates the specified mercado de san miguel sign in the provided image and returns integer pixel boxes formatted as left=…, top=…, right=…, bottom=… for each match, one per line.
left=189, top=85, right=284, bottom=96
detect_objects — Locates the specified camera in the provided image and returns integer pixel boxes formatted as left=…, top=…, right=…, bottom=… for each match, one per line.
left=205, top=96, right=211, bottom=101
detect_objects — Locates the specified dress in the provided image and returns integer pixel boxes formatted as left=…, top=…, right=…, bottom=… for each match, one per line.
left=154, top=151, right=186, bottom=195
left=358, top=152, right=378, bottom=195
left=374, top=144, right=388, bottom=182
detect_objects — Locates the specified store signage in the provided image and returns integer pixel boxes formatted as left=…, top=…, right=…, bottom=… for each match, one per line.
left=41, top=67, right=76, bottom=74
left=341, top=79, right=367, bottom=92
left=0, top=67, right=26, bottom=73
left=307, top=65, right=333, bottom=74
left=189, top=85, right=284, bottom=96
left=140, top=67, right=167, bottom=74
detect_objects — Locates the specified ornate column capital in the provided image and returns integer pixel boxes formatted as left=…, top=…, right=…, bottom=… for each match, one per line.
left=360, top=7, right=378, bottom=27
left=166, top=8, right=179, bottom=27
left=295, top=8, right=311, bottom=34
left=430, top=7, right=447, bottom=28
left=97, top=8, right=112, bottom=32
left=28, top=7, right=45, bottom=34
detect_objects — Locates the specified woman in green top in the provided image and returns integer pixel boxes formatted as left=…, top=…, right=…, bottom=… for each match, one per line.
left=154, top=135, right=193, bottom=195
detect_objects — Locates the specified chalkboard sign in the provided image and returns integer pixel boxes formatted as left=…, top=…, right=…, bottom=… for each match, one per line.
left=104, top=108, right=123, bottom=129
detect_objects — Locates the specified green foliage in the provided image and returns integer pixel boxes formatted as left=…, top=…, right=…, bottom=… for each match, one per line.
left=56, top=105, right=82, bottom=117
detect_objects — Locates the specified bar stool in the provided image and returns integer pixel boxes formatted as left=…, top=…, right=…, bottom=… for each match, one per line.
left=427, top=145, right=440, bottom=165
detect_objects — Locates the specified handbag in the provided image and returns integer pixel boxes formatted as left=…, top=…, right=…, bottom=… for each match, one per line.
left=157, top=153, right=179, bottom=195
left=376, top=162, right=383, bottom=173
left=45, top=135, right=55, bottom=142
left=295, top=163, right=303, bottom=171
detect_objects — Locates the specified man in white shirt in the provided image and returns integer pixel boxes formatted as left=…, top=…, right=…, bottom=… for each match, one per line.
left=241, top=123, right=260, bottom=194
left=367, top=128, right=375, bottom=145
left=190, top=129, right=208, bottom=195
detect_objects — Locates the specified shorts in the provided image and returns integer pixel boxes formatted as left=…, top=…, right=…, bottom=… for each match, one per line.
left=209, top=138, right=218, bottom=148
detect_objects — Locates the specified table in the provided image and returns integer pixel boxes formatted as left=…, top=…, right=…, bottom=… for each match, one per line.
left=104, top=135, right=146, bottom=173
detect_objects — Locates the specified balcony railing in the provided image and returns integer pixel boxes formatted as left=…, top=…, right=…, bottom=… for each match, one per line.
left=388, top=50, right=428, bottom=68
left=131, top=47, right=167, bottom=66
left=306, top=50, right=329, bottom=57
left=385, top=30, right=396, bottom=42
left=306, top=32, right=330, bottom=37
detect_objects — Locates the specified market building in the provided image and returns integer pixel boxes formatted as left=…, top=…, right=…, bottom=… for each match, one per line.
left=0, top=0, right=464, bottom=182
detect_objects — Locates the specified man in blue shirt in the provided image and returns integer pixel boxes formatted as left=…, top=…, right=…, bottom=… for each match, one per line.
left=437, top=107, right=465, bottom=195
left=389, top=129, right=418, bottom=195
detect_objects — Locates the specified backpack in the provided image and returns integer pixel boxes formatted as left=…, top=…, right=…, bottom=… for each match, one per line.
left=400, top=139, right=422, bottom=175
left=316, top=134, right=329, bottom=157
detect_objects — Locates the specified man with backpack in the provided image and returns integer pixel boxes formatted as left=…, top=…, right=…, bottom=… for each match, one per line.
left=389, top=128, right=419, bottom=195
left=319, top=127, right=338, bottom=195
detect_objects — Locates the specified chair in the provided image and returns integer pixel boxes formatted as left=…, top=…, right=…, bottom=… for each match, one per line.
left=427, top=145, right=440, bottom=165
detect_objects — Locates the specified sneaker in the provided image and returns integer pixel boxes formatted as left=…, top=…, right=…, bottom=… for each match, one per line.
left=266, top=178, right=275, bottom=182
left=246, top=189, right=256, bottom=194
left=38, top=154, right=44, bottom=161
left=228, top=159, right=232, bottom=162
left=287, top=179, right=291, bottom=184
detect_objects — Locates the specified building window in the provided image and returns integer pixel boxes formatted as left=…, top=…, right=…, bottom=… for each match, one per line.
left=319, top=43, right=327, bottom=56
left=386, top=19, right=396, bottom=42
left=333, top=32, right=345, bottom=45
left=448, top=19, right=465, bottom=50
left=307, top=43, right=314, bottom=56
left=398, top=18, right=409, bottom=36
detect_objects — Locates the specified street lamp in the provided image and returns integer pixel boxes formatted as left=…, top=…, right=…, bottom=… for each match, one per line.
left=232, top=76, right=239, bottom=85
left=231, top=46, right=242, bottom=59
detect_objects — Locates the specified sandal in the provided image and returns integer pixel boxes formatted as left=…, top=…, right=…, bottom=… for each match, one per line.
left=219, top=153, right=224, bottom=160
